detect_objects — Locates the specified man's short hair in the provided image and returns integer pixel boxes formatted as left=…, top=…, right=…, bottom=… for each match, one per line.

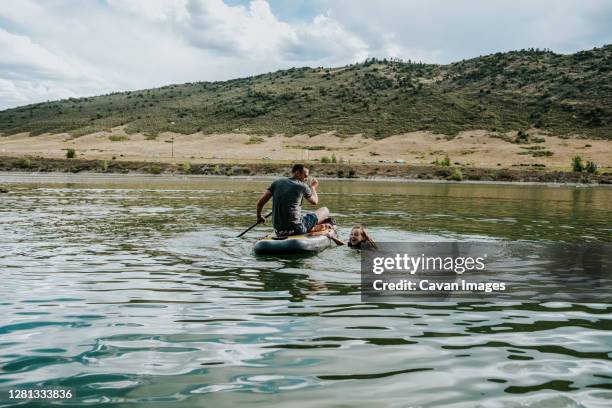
left=292, top=164, right=305, bottom=173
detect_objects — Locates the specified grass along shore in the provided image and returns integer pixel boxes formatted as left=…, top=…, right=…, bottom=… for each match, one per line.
left=1, top=155, right=610, bottom=184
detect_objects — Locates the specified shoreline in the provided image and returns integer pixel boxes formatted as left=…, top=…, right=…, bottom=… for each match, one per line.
left=1, top=155, right=610, bottom=186
left=2, top=171, right=611, bottom=189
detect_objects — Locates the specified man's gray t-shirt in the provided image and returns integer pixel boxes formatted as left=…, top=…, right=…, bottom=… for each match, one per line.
left=267, top=177, right=312, bottom=232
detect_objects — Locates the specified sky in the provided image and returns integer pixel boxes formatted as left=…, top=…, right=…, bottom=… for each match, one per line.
left=0, top=0, right=611, bottom=110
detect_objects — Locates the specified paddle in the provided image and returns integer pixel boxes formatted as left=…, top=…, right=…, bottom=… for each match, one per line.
left=237, top=211, right=272, bottom=238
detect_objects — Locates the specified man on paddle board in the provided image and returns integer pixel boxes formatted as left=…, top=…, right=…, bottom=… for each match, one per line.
left=256, top=164, right=330, bottom=236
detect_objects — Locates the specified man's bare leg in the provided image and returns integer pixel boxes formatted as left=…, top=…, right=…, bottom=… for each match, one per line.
left=308, top=207, right=331, bottom=233
left=314, top=207, right=330, bottom=224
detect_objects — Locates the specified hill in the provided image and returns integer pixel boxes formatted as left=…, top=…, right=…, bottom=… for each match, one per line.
left=0, top=45, right=610, bottom=139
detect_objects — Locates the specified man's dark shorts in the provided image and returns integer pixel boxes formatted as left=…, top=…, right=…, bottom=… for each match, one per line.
left=276, top=213, right=318, bottom=236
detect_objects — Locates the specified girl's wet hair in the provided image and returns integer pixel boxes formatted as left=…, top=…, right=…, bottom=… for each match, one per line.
left=351, top=225, right=376, bottom=248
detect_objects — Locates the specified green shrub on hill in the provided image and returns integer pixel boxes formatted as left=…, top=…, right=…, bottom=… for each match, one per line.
left=246, top=136, right=264, bottom=144
left=109, top=135, right=129, bottom=142
left=148, top=165, right=162, bottom=174
left=585, top=160, right=598, bottom=173
left=451, top=168, right=463, bottom=181
left=18, top=158, right=31, bottom=169
left=434, top=155, right=451, bottom=166
left=572, top=155, right=584, bottom=172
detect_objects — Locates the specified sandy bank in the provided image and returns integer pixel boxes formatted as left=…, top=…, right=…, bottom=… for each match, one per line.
left=0, top=128, right=610, bottom=171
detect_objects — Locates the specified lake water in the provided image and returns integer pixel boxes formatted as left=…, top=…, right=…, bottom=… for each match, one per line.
left=1, top=173, right=611, bottom=407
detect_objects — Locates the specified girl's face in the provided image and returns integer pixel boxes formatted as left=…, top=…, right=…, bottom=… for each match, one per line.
left=350, top=228, right=364, bottom=245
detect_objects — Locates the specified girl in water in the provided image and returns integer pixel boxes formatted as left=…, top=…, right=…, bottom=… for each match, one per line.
left=348, top=225, right=376, bottom=249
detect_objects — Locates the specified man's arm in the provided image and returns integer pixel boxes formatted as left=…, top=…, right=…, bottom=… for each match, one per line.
left=256, top=190, right=272, bottom=223
left=305, top=178, right=319, bottom=205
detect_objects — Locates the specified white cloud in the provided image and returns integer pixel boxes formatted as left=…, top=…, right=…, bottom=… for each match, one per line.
left=312, top=0, right=612, bottom=62
left=281, top=14, right=368, bottom=63
left=0, top=78, right=77, bottom=108
left=109, top=0, right=368, bottom=63
left=106, top=0, right=188, bottom=21
left=0, top=0, right=610, bottom=110
left=0, top=27, right=110, bottom=109
left=180, top=0, right=294, bottom=58
left=0, top=28, right=86, bottom=81
left=0, top=1, right=45, bottom=24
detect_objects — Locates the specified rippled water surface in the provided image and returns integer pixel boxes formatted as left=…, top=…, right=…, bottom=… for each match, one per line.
left=1, top=173, right=611, bottom=407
